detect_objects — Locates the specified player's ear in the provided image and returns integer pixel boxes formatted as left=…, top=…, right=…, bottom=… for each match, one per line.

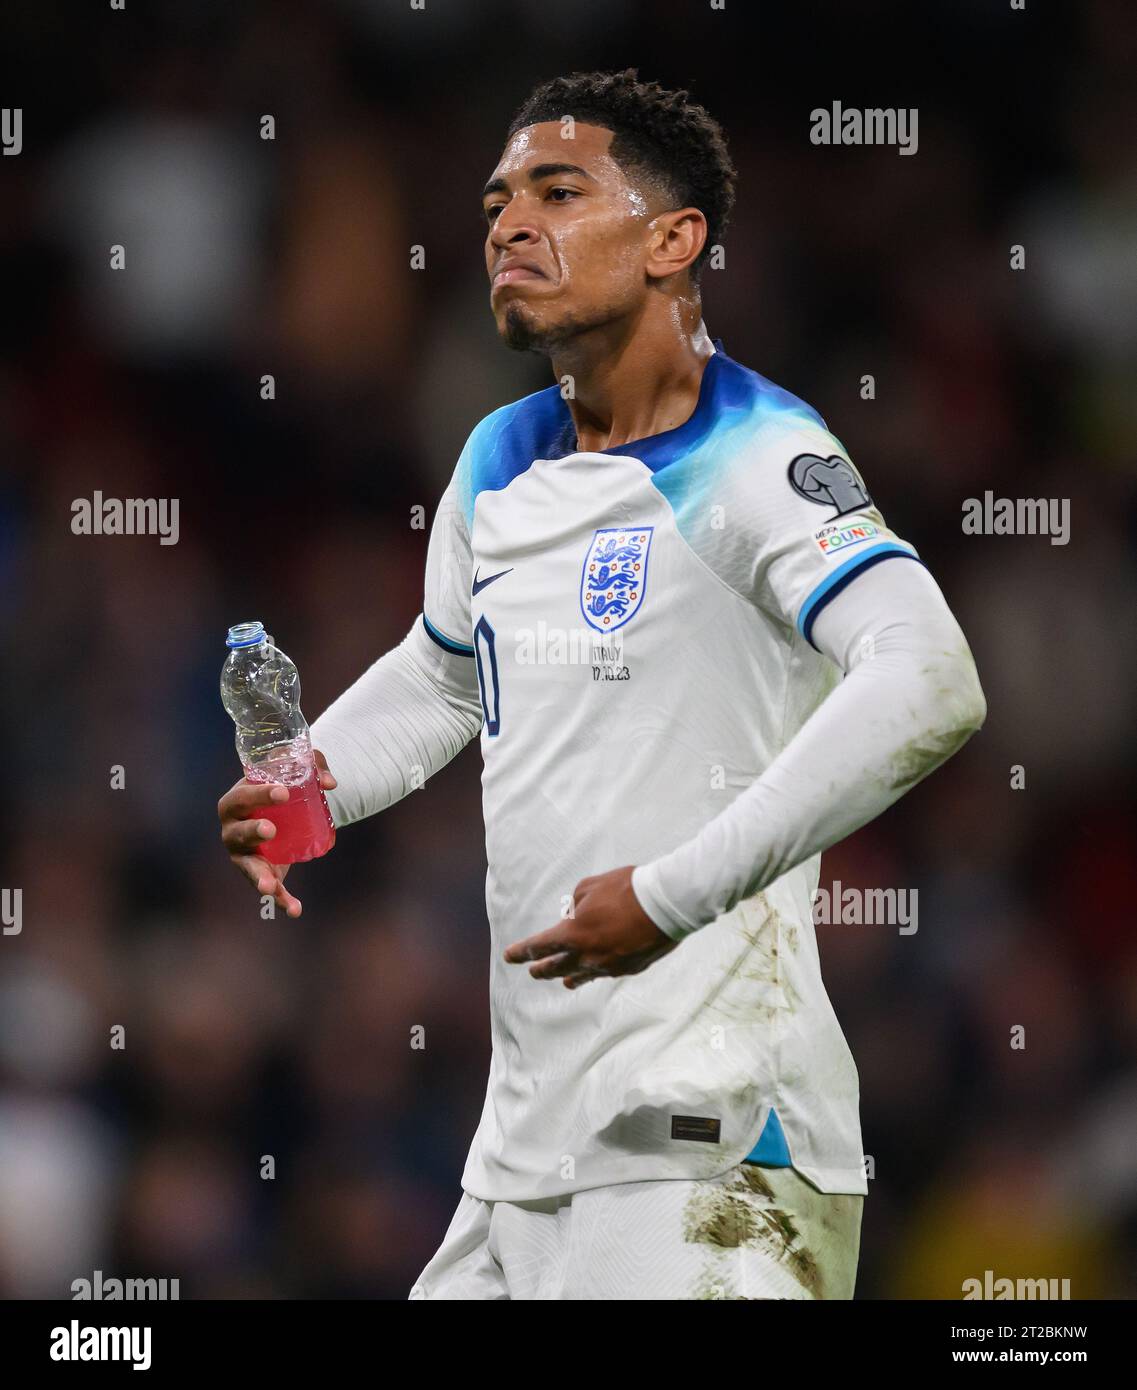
left=645, top=207, right=707, bottom=283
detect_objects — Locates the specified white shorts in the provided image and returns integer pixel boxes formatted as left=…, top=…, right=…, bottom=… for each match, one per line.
left=409, top=1163, right=863, bottom=1300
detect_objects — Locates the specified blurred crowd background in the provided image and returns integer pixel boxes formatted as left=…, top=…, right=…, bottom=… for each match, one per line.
left=1, top=0, right=1135, bottom=1300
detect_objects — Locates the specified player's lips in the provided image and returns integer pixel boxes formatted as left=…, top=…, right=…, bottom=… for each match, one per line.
left=491, top=259, right=548, bottom=290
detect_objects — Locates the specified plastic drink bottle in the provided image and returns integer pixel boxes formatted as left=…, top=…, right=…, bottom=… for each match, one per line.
left=220, top=620, right=335, bottom=864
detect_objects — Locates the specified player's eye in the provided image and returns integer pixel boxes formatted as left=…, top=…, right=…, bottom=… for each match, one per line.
left=484, top=187, right=578, bottom=223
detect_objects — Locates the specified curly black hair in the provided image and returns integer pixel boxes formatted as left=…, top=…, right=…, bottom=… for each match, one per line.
left=505, top=68, right=737, bottom=287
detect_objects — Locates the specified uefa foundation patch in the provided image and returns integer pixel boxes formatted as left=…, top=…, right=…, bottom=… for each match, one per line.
left=814, top=518, right=882, bottom=557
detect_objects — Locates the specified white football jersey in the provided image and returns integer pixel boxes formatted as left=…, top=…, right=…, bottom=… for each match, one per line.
left=421, top=339, right=919, bottom=1201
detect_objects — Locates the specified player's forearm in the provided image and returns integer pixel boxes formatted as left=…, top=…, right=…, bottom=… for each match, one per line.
left=309, top=617, right=484, bottom=828
left=631, top=564, right=987, bottom=940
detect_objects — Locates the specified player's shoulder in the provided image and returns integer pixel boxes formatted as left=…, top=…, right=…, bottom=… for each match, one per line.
left=711, top=348, right=851, bottom=472
left=715, top=349, right=827, bottom=429
left=705, top=348, right=872, bottom=513
left=453, top=381, right=570, bottom=526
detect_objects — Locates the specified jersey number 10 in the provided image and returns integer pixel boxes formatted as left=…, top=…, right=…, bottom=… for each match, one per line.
left=473, top=615, right=501, bottom=736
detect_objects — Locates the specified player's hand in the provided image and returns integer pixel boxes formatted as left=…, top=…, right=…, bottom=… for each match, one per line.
left=504, top=865, right=677, bottom=989
left=217, top=748, right=337, bottom=918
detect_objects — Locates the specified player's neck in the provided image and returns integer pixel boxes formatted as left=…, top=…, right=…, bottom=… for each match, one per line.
left=553, top=313, right=714, bottom=454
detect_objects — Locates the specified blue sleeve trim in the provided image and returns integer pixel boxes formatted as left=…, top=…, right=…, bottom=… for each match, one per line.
left=422, top=613, right=475, bottom=657
left=798, top=543, right=922, bottom=649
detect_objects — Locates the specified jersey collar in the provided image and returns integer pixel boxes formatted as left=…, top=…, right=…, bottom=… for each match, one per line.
left=551, top=338, right=728, bottom=472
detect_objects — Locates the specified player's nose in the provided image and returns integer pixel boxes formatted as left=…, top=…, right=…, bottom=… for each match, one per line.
left=488, top=205, right=541, bottom=253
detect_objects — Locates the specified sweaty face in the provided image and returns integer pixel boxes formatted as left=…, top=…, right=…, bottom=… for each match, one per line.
left=482, top=122, right=660, bottom=353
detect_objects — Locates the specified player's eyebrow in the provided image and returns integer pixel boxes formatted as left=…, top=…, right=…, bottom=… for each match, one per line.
left=481, top=163, right=597, bottom=200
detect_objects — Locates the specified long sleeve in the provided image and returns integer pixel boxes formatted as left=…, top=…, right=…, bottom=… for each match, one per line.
left=631, top=560, right=987, bottom=940
left=308, top=438, right=484, bottom=828
left=309, top=616, right=483, bottom=828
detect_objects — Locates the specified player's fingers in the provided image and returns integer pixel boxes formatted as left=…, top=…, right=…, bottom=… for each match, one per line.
left=528, top=951, right=579, bottom=980
left=231, top=854, right=302, bottom=916
left=218, top=780, right=289, bottom=822
left=312, top=749, right=338, bottom=788
left=221, top=813, right=281, bottom=855
left=232, top=852, right=279, bottom=896
left=503, top=931, right=572, bottom=964
left=272, top=876, right=303, bottom=917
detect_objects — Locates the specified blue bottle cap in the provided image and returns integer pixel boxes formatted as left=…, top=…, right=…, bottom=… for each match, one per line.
left=226, top=620, right=267, bottom=648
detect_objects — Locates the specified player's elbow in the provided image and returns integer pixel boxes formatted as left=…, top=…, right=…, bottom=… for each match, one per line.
left=884, top=644, right=986, bottom=794
left=921, top=646, right=987, bottom=759
left=878, top=613, right=987, bottom=744
left=960, top=661, right=987, bottom=737
left=945, top=644, right=987, bottom=740
left=902, top=611, right=987, bottom=742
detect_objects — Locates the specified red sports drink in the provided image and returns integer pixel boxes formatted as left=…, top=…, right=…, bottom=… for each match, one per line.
left=249, top=765, right=335, bottom=864
left=221, top=620, right=337, bottom=866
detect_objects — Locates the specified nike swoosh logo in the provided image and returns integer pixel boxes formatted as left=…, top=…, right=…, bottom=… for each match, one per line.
left=472, top=566, right=514, bottom=595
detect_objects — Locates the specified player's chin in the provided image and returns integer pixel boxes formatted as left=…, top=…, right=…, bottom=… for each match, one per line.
left=496, top=301, right=551, bottom=353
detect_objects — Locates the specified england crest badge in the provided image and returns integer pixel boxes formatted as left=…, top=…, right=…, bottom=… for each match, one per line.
left=580, top=526, right=653, bottom=633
